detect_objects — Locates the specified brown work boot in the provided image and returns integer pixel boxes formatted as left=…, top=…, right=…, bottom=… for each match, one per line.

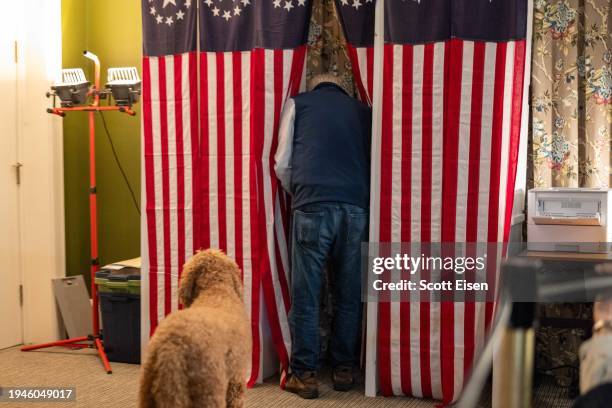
left=285, top=371, right=319, bottom=399
left=332, top=366, right=355, bottom=392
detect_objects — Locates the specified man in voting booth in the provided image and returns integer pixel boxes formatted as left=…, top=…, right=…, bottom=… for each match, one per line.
left=274, top=73, right=372, bottom=399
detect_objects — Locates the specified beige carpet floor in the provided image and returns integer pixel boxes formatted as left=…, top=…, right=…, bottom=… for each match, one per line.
left=0, top=346, right=572, bottom=407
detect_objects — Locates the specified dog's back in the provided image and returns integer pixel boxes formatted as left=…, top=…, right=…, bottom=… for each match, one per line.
left=139, top=250, right=251, bottom=408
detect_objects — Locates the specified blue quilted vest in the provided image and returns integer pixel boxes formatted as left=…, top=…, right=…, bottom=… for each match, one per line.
left=290, top=83, right=371, bottom=210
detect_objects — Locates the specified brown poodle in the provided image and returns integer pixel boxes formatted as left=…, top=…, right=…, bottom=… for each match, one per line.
left=139, top=249, right=251, bottom=408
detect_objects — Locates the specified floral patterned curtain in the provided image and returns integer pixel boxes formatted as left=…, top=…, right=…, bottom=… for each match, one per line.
left=306, top=0, right=355, bottom=94
left=531, top=0, right=611, bottom=394
left=530, top=0, right=611, bottom=188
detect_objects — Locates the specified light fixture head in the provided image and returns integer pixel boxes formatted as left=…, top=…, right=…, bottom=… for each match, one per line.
left=51, top=68, right=90, bottom=107
left=106, top=67, right=141, bottom=107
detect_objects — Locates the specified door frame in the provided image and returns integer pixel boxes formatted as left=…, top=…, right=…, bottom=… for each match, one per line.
left=15, top=0, right=65, bottom=345
left=0, top=8, right=23, bottom=349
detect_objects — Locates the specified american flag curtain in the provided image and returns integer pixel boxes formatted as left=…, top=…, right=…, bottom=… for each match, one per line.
left=198, top=0, right=310, bottom=386
left=360, top=0, right=527, bottom=402
left=141, top=0, right=311, bottom=386
left=141, top=0, right=199, bottom=342
left=142, top=0, right=528, bottom=399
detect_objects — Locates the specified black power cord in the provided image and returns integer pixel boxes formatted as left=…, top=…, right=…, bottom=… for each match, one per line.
left=98, top=111, right=141, bottom=215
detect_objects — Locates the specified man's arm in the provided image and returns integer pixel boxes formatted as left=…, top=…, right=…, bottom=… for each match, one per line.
left=274, top=98, right=295, bottom=194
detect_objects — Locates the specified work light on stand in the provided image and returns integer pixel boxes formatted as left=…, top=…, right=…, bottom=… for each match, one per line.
left=25, top=50, right=140, bottom=375
left=49, top=68, right=90, bottom=107
left=106, top=67, right=141, bottom=107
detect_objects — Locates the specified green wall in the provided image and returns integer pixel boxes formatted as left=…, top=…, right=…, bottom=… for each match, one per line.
left=62, top=0, right=142, bottom=287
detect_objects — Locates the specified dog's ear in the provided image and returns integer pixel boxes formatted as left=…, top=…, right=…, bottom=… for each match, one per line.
left=230, top=264, right=244, bottom=300
left=179, top=251, right=203, bottom=307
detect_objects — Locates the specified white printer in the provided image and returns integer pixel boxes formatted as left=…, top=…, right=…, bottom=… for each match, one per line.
left=527, top=188, right=612, bottom=253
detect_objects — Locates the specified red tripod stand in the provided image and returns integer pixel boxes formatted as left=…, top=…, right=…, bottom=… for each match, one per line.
left=21, top=51, right=135, bottom=374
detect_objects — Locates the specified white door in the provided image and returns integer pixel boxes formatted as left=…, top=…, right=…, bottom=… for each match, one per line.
left=0, top=13, right=23, bottom=349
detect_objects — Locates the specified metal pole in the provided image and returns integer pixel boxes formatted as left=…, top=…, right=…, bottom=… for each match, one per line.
left=84, top=51, right=102, bottom=334
left=88, top=108, right=100, bottom=333
left=493, top=259, right=539, bottom=407
left=365, top=0, right=385, bottom=397
left=493, top=323, right=535, bottom=408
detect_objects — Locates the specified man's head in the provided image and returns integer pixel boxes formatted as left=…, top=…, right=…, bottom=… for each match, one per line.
left=307, top=73, right=354, bottom=96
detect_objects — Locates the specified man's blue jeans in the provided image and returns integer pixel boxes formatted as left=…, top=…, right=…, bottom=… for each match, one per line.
left=289, top=202, right=368, bottom=375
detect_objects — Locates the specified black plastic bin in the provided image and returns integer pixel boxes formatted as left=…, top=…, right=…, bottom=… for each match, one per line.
left=99, top=290, right=141, bottom=364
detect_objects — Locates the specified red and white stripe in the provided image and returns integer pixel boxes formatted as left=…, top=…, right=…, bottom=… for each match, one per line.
left=255, top=47, right=307, bottom=387
left=143, top=44, right=306, bottom=386
left=347, top=45, right=374, bottom=105
left=199, top=49, right=264, bottom=385
left=369, top=39, right=526, bottom=402
left=198, top=47, right=306, bottom=385
left=142, top=51, right=199, bottom=340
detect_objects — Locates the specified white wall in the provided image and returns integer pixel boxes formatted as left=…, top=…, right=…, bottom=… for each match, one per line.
left=15, top=0, right=65, bottom=344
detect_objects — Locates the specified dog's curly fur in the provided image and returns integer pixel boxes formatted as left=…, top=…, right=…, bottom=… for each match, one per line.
left=139, top=249, right=251, bottom=408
